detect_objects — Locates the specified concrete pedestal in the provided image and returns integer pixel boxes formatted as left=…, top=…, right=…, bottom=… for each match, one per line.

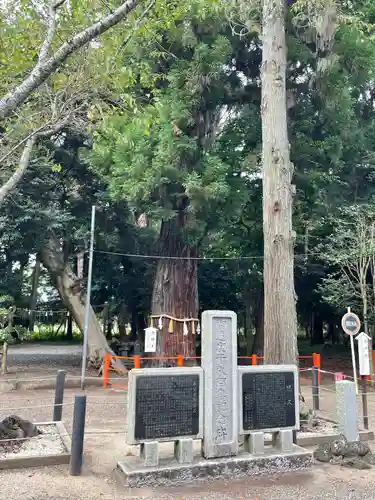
left=117, top=444, right=312, bottom=488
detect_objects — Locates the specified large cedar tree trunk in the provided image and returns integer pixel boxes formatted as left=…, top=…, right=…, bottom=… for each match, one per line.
left=40, top=236, right=124, bottom=370
left=151, top=215, right=198, bottom=363
left=261, top=0, right=298, bottom=365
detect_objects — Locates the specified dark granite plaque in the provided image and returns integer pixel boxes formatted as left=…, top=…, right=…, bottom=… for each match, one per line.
left=134, top=374, right=199, bottom=440
left=242, top=371, right=296, bottom=431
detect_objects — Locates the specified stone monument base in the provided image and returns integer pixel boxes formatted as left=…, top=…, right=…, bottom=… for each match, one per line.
left=117, top=445, right=312, bottom=488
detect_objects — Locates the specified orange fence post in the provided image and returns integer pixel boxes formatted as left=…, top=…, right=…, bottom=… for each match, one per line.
left=312, top=353, right=321, bottom=385
left=251, top=354, right=257, bottom=366
left=177, top=355, right=184, bottom=367
left=134, top=355, right=141, bottom=369
left=103, top=353, right=111, bottom=388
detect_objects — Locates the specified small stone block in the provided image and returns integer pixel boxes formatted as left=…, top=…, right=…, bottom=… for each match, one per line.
left=272, top=430, right=294, bottom=452
left=140, top=441, right=159, bottom=467
left=174, top=438, right=194, bottom=464
left=244, top=432, right=264, bottom=455
left=336, top=380, right=359, bottom=442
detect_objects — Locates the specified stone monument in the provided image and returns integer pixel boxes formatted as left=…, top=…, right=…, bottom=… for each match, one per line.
left=126, top=367, right=203, bottom=466
left=117, top=310, right=312, bottom=487
left=238, top=365, right=299, bottom=455
left=201, top=310, right=238, bottom=458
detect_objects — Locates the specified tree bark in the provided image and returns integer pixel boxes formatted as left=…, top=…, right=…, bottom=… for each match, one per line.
left=151, top=215, right=198, bottom=364
left=29, top=257, right=41, bottom=332
left=40, top=235, right=123, bottom=369
left=262, top=0, right=298, bottom=365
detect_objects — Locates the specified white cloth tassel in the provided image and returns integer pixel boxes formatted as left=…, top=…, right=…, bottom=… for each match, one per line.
left=196, top=322, right=201, bottom=335
left=183, top=321, right=188, bottom=336
left=158, top=316, right=163, bottom=330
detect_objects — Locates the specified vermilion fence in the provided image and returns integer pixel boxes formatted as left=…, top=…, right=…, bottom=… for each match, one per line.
left=103, top=353, right=321, bottom=389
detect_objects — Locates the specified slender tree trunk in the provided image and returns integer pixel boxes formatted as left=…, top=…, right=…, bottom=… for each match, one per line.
left=131, top=308, right=137, bottom=341
left=66, top=312, right=73, bottom=340
left=360, top=279, right=374, bottom=380
left=262, top=0, right=297, bottom=365
left=118, top=304, right=127, bottom=342
left=253, top=294, right=265, bottom=355
left=311, top=313, right=324, bottom=345
left=40, top=236, right=124, bottom=370
left=29, top=257, right=41, bottom=332
left=0, top=136, right=36, bottom=207
left=137, top=314, right=147, bottom=342
left=245, top=303, right=254, bottom=355
left=151, top=215, right=198, bottom=364
left=103, top=302, right=110, bottom=339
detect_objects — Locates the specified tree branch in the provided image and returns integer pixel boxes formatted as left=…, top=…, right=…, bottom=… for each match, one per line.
left=0, top=122, right=52, bottom=165
left=37, top=1, right=67, bottom=65
left=0, top=119, right=69, bottom=206
left=0, top=0, right=142, bottom=121
left=0, top=136, right=36, bottom=206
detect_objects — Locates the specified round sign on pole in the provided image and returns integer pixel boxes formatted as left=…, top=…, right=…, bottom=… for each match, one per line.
left=341, top=312, right=361, bottom=336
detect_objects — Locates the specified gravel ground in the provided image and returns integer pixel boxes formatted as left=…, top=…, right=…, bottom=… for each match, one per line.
left=2, top=464, right=375, bottom=499
left=0, top=377, right=375, bottom=498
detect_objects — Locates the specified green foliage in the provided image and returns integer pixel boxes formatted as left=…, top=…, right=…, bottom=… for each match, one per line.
left=91, top=10, right=256, bottom=250
left=3, top=0, right=375, bottom=347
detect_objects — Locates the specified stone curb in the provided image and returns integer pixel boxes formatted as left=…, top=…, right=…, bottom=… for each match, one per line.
left=0, top=421, right=71, bottom=470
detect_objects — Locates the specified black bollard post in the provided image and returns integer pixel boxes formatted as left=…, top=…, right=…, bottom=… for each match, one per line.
left=312, top=366, right=320, bottom=411
left=53, top=370, right=66, bottom=421
left=69, top=394, right=87, bottom=476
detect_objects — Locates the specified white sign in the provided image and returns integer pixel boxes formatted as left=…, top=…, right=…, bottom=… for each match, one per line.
left=341, top=310, right=361, bottom=336
left=356, top=332, right=371, bottom=376
left=144, top=327, right=157, bottom=353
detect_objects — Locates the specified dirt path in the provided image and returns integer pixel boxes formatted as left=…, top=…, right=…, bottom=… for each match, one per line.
left=0, top=385, right=374, bottom=499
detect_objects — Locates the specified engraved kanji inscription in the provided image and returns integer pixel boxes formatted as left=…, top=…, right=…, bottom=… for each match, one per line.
left=242, top=371, right=296, bottom=431
left=212, top=317, right=233, bottom=444
left=134, top=374, right=199, bottom=440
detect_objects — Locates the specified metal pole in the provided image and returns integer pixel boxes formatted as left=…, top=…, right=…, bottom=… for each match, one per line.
left=69, top=394, right=87, bottom=476
left=53, top=370, right=66, bottom=421
left=350, top=334, right=358, bottom=395
left=361, top=377, right=369, bottom=430
left=80, top=205, right=96, bottom=390
left=312, top=366, right=320, bottom=411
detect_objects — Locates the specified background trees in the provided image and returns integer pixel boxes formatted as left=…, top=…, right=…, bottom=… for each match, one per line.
left=1, top=0, right=375, bottom=366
